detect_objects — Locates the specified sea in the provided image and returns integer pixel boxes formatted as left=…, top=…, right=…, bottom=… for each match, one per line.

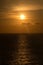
left=0, top=34, right=43, bottom=65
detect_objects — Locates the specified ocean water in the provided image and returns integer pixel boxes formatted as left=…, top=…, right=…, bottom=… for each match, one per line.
left=0, top=34, right=43, bottom=65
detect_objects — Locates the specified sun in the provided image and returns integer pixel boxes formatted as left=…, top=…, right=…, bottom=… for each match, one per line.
left=20, top=14, right=25, bottom=20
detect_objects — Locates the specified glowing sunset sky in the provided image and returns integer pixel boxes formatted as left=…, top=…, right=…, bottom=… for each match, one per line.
left=0, top=0, right=43, bottom=33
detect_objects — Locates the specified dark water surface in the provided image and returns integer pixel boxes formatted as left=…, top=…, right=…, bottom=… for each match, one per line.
left=0, top=34, right=43, bottom=65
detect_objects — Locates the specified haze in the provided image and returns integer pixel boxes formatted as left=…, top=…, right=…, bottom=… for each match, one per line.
left=0, top=0, right=43, bottom=33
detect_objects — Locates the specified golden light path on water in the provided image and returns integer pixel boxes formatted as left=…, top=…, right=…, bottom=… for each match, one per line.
left=16, top=35, right=31, bottom=64
left=13, top=34, right=39, bottom=65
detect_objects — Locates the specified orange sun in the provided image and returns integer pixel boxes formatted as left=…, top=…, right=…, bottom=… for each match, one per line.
left=20, top=14, right=25, bottom=20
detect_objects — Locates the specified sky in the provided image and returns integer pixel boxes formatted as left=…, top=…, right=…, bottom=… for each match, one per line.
left=0, top=0, right=43, bottom=18
left=0, top=0, right=43, bottom=12
left=0, top=0, right=43, bottom=33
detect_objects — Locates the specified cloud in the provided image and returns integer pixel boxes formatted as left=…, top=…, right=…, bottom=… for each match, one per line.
left=0, top=0, right=43, bottom=33
left=0, top=0, right=43, bottom=19
left=0, top=0, right=43, bottom=10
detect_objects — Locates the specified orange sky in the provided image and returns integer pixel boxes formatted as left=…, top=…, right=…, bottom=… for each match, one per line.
left=0, top=0, right=43, bottom=33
